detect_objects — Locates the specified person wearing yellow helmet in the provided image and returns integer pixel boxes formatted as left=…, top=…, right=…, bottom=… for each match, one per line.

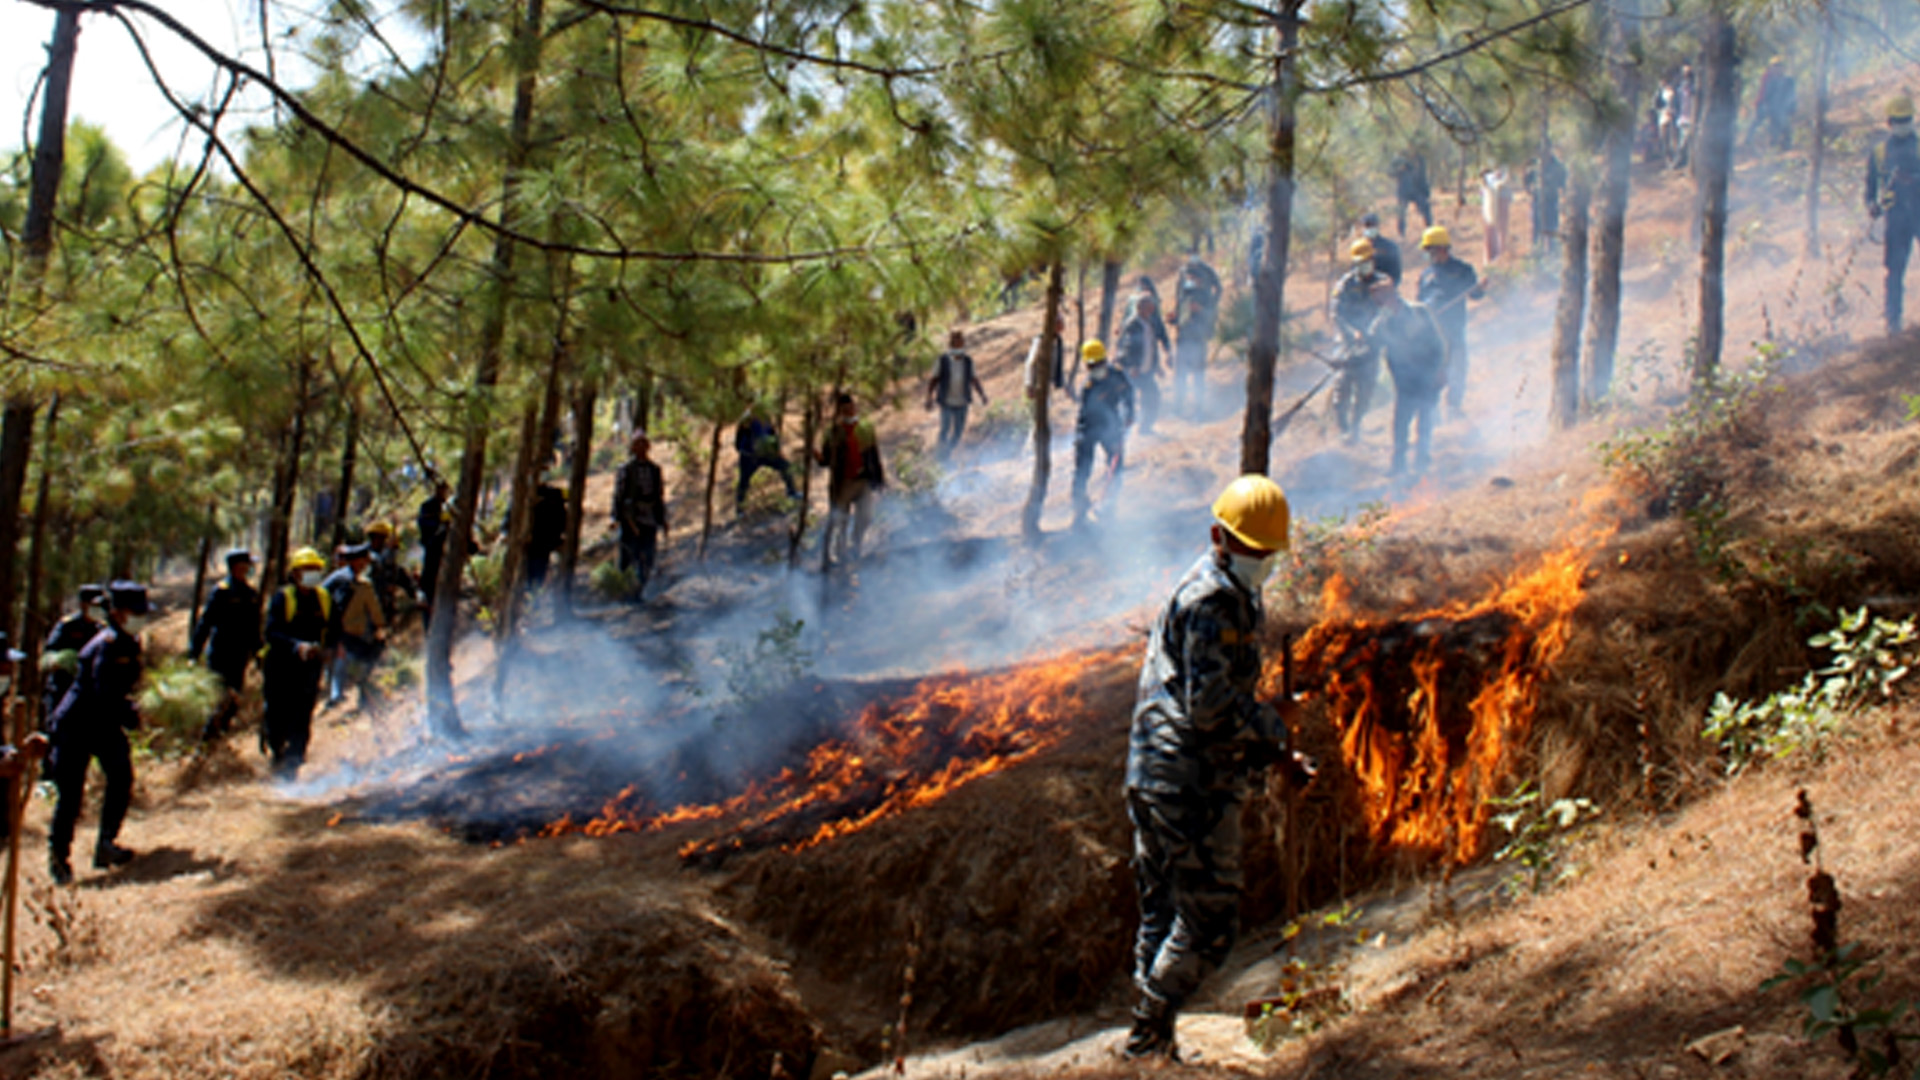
left=1122, top=474, right=1315, bottom=1061
left=1416, top=223, right=1486, bottom=418
left=1330, top=240, right=1388, bottom=441
left=1869, top=94, right=1920, bottom=333
left=260, top=547, right=333, bottom=779
left=1070, top=341, right=1136, bottom=527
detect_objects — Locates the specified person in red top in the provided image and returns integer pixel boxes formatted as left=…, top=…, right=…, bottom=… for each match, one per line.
left=814, top=393, right=886, bottom=566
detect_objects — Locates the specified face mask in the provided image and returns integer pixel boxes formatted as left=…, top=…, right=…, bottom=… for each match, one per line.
left=1364, top=227, right=1380, bottom=240
left=123, top=615, right=150, bottom=635
left=300, top=570, right=325, bottom=588
left=1356, top=260, right=1375, bottom=278
left=1091, top=365, right=1109, bottom=381
left=1227, top=552, right=1278, bottom=592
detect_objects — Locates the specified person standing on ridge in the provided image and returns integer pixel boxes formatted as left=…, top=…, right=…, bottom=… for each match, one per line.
left=416, top=479, right=451, bottom=623
left=1330, top=240, right=1386, bottom=442
left=46, top=582, right=153, bottom=884
left=1868, top=96, right=1920, bottom=334
left=1123, top=475, right=1316, bottom=1061
left=1525, top=144, right=1568, bottom=255
left=261, top=548, right=331, bottom=779
left=189, top=549, right=261, bottom=740
left=1170, top=255, right=1223, bottom=417
left=1415, top=225, right=1485, bottom=419
left=925, top=331, right=990, bottom=458
left=1747, top=56, right=1796, bottom=152
left=1070, top=341, right=1136, bottom=528
left=815, top=393, right=886, bottom=566
left=613, top=430, right=670, bottom=600
left=1390, top=149, right=1432, bottom=239
left=1116, top=291, right=1168, bottom=435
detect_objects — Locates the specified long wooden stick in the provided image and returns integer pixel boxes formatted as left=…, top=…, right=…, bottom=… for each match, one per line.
left=1281, top=632, right=1302, bottom=923
left=3, top=708, right=24, bottom=1037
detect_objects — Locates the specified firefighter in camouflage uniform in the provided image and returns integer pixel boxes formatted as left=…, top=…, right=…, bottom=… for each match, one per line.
left=1124, top=475, right=1316, bottom=1061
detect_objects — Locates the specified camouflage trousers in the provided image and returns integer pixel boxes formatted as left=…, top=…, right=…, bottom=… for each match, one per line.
left=1127, top=788, right=1245, bottom=1008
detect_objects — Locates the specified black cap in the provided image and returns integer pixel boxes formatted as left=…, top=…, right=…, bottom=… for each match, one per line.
left=108, top=581, right=151, bottom=615
left=78, top=584, right=105, bottom=604
left=0, top=631, right=23, bottom=663
left=225, top=547, right=254, bottom=565
left=343, top=542, right=372, bottom=560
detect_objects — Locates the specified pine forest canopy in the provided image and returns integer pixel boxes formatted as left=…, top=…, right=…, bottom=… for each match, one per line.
left=0, top=0, right=1908, bottom=713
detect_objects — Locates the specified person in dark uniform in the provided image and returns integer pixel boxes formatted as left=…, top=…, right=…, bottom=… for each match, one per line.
left=1170, top=256, right=1223, bottom=417
left=613, top=431, right=670, bottom=598
left=735, top=402, right=801, bottom=509
left=525, top=481, right=568, bottom=589
left=1124, top=476, right=1315, bottom=1060
left=1116, top=293, right=1168, bottom=435
left=364, top=520, right=414, bottom=623
left=1070, top=341, right=1137, bottom=527
left=1372, top=277, right=1450, bottom=477
left=1330, top=241, right=1386, bottom=441
left=262, top=548, right=331, bottom=779
left=1357, top=213, right=1402, bottom=284
left=190, top=549, right=261, bottom=740
left=46, top=582, right=152, bottom=885
left=416, top=479, right=451, bottom=621
left=1390, top=150, right=1432, bottom=239
left=1414, top=225, right=1485, bottom=419
left=1525, top=144, right=1568, bottom=255
left=1868, top=96, right=1920, bottom=334
left=40, top=583, right=104, bottom=727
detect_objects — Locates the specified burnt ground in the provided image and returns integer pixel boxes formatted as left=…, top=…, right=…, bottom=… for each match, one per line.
left=4, top=67, right=1920, bottom=1080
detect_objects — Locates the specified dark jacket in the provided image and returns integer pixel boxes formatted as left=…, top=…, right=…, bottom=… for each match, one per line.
left=417, top=494, right=450, bottom=556
left=928, top=351, right=987, bottom=409
left=816, top=419, right=886, bottom=501
left=1369, top=235, right=1404, bottom=285
left=189, top=577, right=261, bottom=678
left=1076, top=368, right=1137, bottom=440
left=1372, top=301, right=1449, bottom=397
left=263, top=584, right=331, bottom=671
left=41, top=612, right=102, bottom=721
left=1128, top=551, right=1287, bottom=798
left=735, top=413, right=783, bottom=460
left=613, top=457, right=668, bottom=534
left=1332, top=269, right=1385, bottom=340
left=529, top=485, right=568, bottom=555
left=1868, top=130, right=1920, bottom=222
left=47, top=624, right=142, bottom=744
left=1417, top=257, right=1483, bottom=341
left=1174, top=261, right=1223, bottom=326
left=1117, top=312, right=1164, bottom=378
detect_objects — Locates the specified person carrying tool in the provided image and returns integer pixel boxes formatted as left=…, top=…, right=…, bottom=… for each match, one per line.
left=1415, top=225, right=1485, bottom=419
left=189, top=549, right=261, bottom=740
left=46, top=582, right=152, bottom=884
left=261, top=548, right=331, bottom=779
left=1371, top=277, right=1450, bottom=477
left=1070, top=341, right=1136, bottom=528
left=1124, top=475, right=1316, bottom=1061
left=1868, top=95, right=1920, bottom=334
left=1170, top=255, right=1223, bottom=417
left=1330, top=240, right=1387, bottom=442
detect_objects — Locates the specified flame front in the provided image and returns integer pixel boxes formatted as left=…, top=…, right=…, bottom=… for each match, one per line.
left=1288, top=536, right=1599, bottom=862
left=541, top=647, right=1130, bottom=855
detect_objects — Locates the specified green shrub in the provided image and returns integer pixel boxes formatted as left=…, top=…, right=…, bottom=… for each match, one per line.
left=135, top=658, right=225, bottom=751
left=590, top=561, right=640, bottom=600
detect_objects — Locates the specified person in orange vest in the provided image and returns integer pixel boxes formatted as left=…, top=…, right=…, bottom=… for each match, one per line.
left=814, top=392, right=886, bottom=565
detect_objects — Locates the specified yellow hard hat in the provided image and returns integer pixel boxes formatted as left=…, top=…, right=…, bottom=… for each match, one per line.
left=1082, top=340, right=1107, bottom=364
left=1350, top=238, right=1375, bottom=261
left=1420, top=225, right=1452, bottom=250
left=366, top=520, right=394, bottom=537
left=288, top=547, right=327, bottom=573
left=1212, top=475, right=1291, bottom=553
left=1889, top=96, right=1915, bottom=123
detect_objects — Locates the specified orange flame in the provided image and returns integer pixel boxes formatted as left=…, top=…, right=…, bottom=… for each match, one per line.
left=1288, top=533, right=1603, bottom=862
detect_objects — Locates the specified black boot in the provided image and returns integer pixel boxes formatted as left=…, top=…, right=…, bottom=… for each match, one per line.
left=93, top=843, right=134, bottom=869
left=48, top=855, right=72, bottom=886
left=1123, top=991, right=1179, bottom=1061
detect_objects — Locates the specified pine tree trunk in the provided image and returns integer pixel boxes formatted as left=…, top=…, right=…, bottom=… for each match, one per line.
left=1098, top=259, right=1121, bottom=348
left=1550, top=174, right=1593, bottom=430
left=1693, top=8, right=1739, bottom=391
left=1806, top=4, right=1834, bottom=258
left=1242, top=0, right=1303, bottom=477
left=493, top=402, right=541, bottom=641
left=1584, top=12, right=1639, bottom=413
left=789, top=388, right=817, bottom=570
left=261, top=363, right=311, bottom=603
left=20, top=395, right=60, bottom=717
left=189, top=502, right=216, bottom=643
left=329, top=399, right=358, bottom=551
left=699, top=419, right=723, bottom=559
left=560, top=378, right=596, bottom=611
left=425, top=0, right=545, bottom=739
left=1021, top=259, right=1065, bottom=539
